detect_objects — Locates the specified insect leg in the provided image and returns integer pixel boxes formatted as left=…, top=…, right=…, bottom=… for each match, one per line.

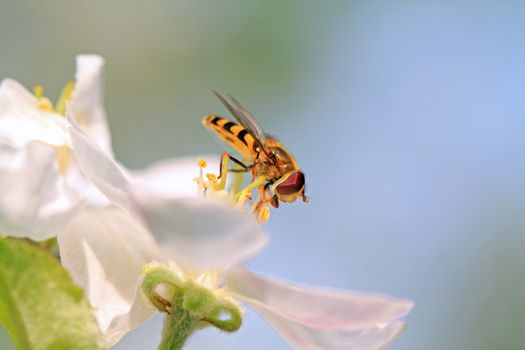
left=253, top=186, right=267, bottom=214
left=254, top=185, right=278, bottom=213
left=219, top=152, right=251, bottom=179
left=301, top=192, right=309, bottom=203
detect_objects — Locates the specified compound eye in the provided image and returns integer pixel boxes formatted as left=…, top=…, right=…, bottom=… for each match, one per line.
left=275, top=171, right=305, bottom=195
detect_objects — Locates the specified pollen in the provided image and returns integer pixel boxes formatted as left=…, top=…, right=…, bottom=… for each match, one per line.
left=37, top=98, right=54, bottom=112
left=197, top=158, right=207, bottom=168
left=257, top=206, right=271, bottom=223
left=206, top=173, right=217, bottom=182
left=205, top=173, right=223, bottom=192
left=235, top=191, right=252, bottom=209
left=33, top=85, right=44, bottom=98
left=32, top=83, right=75, bottom=174
left=195, top=160, right=272, bottom=222
left=33, top=85, right=54, bottom=112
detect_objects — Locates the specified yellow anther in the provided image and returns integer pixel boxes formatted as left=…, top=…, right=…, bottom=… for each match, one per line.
left=206, top=174, right=223, bottom=192
left=235, top=191, right=252, bottom=209
left=55, top=80, right=76, bottom=116
left=206, top=173, right=218, bottom=183
left=193, top=159, right=271, bottom=222
left=257, top=206, right=271, bottom=223
left=37, top=97, right=54, bottom=112
left=33, top=85, right=54, bottom=112
left=33, top=85, right=44, bottom=98
left=197, top=158, right=207, bottom=169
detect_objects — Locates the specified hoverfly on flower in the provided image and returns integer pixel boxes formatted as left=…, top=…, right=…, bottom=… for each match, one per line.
left=203, top=91, right=308, bottom=214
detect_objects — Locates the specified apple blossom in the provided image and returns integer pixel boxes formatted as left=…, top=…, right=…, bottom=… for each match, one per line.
left=0, top=54, right=270, bottom=348
left=0, top=55, right=111, bottom=240
left=59, top=112, right=413, bottom=349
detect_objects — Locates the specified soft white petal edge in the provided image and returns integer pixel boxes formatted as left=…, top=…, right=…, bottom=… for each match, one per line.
left=131, top=188, right=268, bottom=270
left=224, top=267, right=413, bottom=350
left=67, top=108, right=131, bottom=210
left=71, top=54, right=113, bottom=154
left=0, top=140, right=84, bottom=240
left=58, top=207, right=166, bottom=345
left=0, top=79, right=69, bottom=147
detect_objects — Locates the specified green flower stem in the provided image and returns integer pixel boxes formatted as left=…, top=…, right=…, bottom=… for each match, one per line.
left=158, top=291, right=200, bottom=350
left=141, top=264, right=244, bottom=350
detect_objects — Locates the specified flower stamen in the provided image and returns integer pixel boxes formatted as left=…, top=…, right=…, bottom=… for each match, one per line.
left=232, top=176, right=265, bottom=203
left=55, top=80, right=75, bottom=116
left=197, top=158, right=207, bottom=169
left=257, top=206, right=271, bottom=223
left=33, top=82, right=77, bottom=174
left=235, top=191, right=252, bottom=209
left=219, top=157, right=229, bottom=190
left=196, top=159, right=270, bottom=222
left=33, top=85, right=54, bottom=112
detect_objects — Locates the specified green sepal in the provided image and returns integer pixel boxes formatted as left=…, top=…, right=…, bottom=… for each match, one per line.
left=140, top=263, right=181, bottom=313
left=203, top=300, right=243, bottom=332
left=182, top=281, right=216, bottom=318
left=0, top=238, right=107, bottom=350
left=141, top=263, right=244, bottom=349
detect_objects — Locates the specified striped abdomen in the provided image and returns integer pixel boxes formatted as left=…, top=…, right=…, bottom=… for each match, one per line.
left=202, top=115, right=258, bottom=161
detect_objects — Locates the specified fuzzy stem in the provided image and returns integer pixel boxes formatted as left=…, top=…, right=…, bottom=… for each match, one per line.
left=158, top=295, right=200, bottom=350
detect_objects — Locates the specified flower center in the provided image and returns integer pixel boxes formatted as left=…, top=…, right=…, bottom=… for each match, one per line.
left=194, top=158, right=271, bottom=222
left=33, top=82, right=75, bottom=175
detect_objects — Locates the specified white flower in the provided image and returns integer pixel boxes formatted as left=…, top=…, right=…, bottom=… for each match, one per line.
left=0, top=55, right=111, bottom=240
left=59, top=114, right=413, bottom=349
left=0, top=53, right=267, bottom=343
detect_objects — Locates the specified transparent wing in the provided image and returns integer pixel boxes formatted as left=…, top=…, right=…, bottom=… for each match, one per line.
left=213, top=90, right=268, bottom=146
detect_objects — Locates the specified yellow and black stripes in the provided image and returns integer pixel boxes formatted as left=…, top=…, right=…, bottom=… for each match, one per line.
left=203, top=115, right=257, bottom=161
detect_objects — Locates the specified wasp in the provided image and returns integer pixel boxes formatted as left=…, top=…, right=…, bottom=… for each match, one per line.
left=203, top=91, right=308, bottom=212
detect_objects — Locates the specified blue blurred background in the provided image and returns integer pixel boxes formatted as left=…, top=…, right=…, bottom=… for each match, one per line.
left=1, top=1, right=525, bottom=349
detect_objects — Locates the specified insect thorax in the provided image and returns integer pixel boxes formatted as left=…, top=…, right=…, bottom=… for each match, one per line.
left=254, top=144, right=299, bottom=182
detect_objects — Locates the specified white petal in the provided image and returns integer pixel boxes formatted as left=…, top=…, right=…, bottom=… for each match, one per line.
left=58, top=207, right=166, bottom=345
left=68, top=106, right=266, bottom=270
left=103, top=278, right=159, bottom=346
left=65, top=165, right=112, bottom=207
left=0, top=79, right=69, bottom=147
left=132, top=155, right=220, bottom=198
left=71, top=55, right=113, bottom=154
left=225, top=267, right=413, bottom=350
left=131, top=188, right=267, bottom=271
left=255, top=313, right=406, bottom=350
left=0, top=140, right=83, bottom=240
left=67, top=109, right=131, bottom=210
